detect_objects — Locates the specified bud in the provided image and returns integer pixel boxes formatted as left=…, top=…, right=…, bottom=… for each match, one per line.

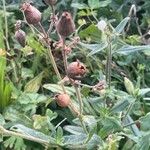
left=55, top=93, right=70, bottom=107
left=21, top=2, right=41, bottom=25
left=15, top=29, right=26, bottom=47
left=44, top=0, right=57, bottom=6
left=97, top=20, right=107, bottom=32
left=56, top=12, right=75, bottom=39
left=124, top=77, right=134, bottom=95
left=67, top=60, right=87, bottom=80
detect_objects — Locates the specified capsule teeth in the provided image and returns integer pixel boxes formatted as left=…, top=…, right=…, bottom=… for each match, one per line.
left=15, top=29, right=26, bottom=47
left=67, top=61, right=87, bottom=80
left=21, top=2, right=41, bottom=25
left=56, top=12, right=75, bottom=39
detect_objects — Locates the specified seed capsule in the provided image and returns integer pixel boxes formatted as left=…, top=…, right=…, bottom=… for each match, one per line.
left=44, top=0, right=57, bottom=6
left=21, top=2, right=41, bottom=25
left=15, top=29, right=26, bottom=47
left=67, top=60, right=87, bottom=80
left=56, top=12, right=75, bottom=39
left=55, top=93, right=70, bottom=107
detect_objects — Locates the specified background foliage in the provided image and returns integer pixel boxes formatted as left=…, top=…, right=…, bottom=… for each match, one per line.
left=0, top=0, right=150, bottom=149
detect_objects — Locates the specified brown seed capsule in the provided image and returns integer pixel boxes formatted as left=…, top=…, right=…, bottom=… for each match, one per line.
left=67, top=60, right=87, bottom=80
left=55, top=93, right=70, bottom=107
left=15, top=29, right=26, bottom=47
left=56, top=12, right=75, bottom=39
left=44, top=0, right=57, bottom=6
left=21, top=2, right=41, bottom=25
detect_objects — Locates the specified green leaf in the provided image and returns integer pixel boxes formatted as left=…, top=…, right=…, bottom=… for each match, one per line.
left=43, top=84, right=75, bottom=95
left=71, top=3, right=88, bottom=9
left=10, top=124, right=55, bottom=143
left=87, top=41, right=108, bottom=56
left=0, top=114, right=5, bottom=125
left=79, top=41, right=108, bottom=56
left=56, top=127, right=64, bottom=144
left=64, top=125, right=84, bottom=135
left=115, top=17, right=130, bottom=34
left=99, top=116, right=122, bottom=138
left=99, top=0, right=112, bottom=7
left=79, top=24, right=102, bottom=42
left=88, top=0, right=100, bottom=9
left=139, top=88, right=150, bottom=96
left=111, top=99, right=130, bottom=113
left=139, top=112, right=150, bottom=131
left=116, top=45, right=150, bottom=55
left=24, top=72, right=44, bottom=93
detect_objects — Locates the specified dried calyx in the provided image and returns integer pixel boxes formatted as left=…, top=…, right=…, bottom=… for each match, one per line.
left=20, top=2, right=41, bottom=25
left=56, top=12, right=75, bottom=39
left=15, top=20, right=26, bottom=47
left=67, top=60, right=87, bottom=80
left=44, top=0, right=57, bottom=6
left=55, top=93, right=70, bottom=107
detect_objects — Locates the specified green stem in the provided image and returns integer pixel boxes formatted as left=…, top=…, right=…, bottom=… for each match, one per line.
left=2, top=0, right=10, bottom=50
left=106, top=37, right=112, bottom=88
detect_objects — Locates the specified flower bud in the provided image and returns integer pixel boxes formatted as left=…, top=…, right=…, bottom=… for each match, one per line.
left=124, top=77, right=134, bottom=95
left=44, top=0, right=57, bottom=6
left=15, top=29, right=26, bottom=47
left=97, top=20, right=107, bottom=32
left=21, top=2, right=41, bottom=25
left=55, top=93, right=70, bottom=107
left=56, top=12, right=75, bottom=39
left=67, top=60, right=87, bottom=80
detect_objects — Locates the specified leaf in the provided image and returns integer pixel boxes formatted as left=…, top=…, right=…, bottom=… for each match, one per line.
left=111, top=99, right=130, bottom=113
left=79, top=41, right=108, bottom=56
left=79, top=24, right=102, bottom=42
left=43, top=84, right=75, bottom=95
left=24, top=72, right=44, bottom=93
left=71, top=3, right=88, bottom=9
left=10, top=124, right=55, bottom=143
left=88, top=0, right=100, bottom=9
left=139, top=88, right=150, bottom=96
left=64, top=134, right=87, bottom=145
left=99, top=0, right=112, bottom=7
left=0, top=114, right=5, bottom=125
left=139, top=112, right=150, bottom=131
left=115, top=17, right=130, bottom=34
left=116, top=45, right=150, bottom=55
left=56, top=127, right=64, bottom=144
left=87, top=41, right=108, bottom=56
left=64, top=125, right=84, bottom=135
left=99, top=116, right=122, bottom=138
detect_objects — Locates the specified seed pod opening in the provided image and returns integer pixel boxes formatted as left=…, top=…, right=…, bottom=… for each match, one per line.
left=21, top=2, right=41, bottom=25
left=55, top=93, right=70, bottom=107
left=15, top=29, right=26, bottom=47
left=56, top=12, right=75, bottom=39
left=67, top=60, right=87, bottom=80
left=44, top=0, right=57, bottom=6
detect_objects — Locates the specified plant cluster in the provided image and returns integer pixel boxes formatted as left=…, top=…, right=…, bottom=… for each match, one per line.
left=0, top=0, right=150, bottom=150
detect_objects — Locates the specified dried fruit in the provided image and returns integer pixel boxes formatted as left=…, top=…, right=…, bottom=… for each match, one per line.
left=21, top=2, right=41, bottom=25
left=55, top=93, right=70, bottom=107
left=15, top=29, right=26, bottom=47
left=56, top=12, right=75, bottom=39
left=44, top=0, right=57, bottom=6
left=67, top=60, right=87, bottom=80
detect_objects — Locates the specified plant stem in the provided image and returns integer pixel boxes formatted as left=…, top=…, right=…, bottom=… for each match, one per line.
left=106, top=37, right=112, bottom=88
left=62, top=38, right=68, bottom=73
left=2, top=0, right=10, bottom=50
left=47, top=46, right=66, bottom=93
